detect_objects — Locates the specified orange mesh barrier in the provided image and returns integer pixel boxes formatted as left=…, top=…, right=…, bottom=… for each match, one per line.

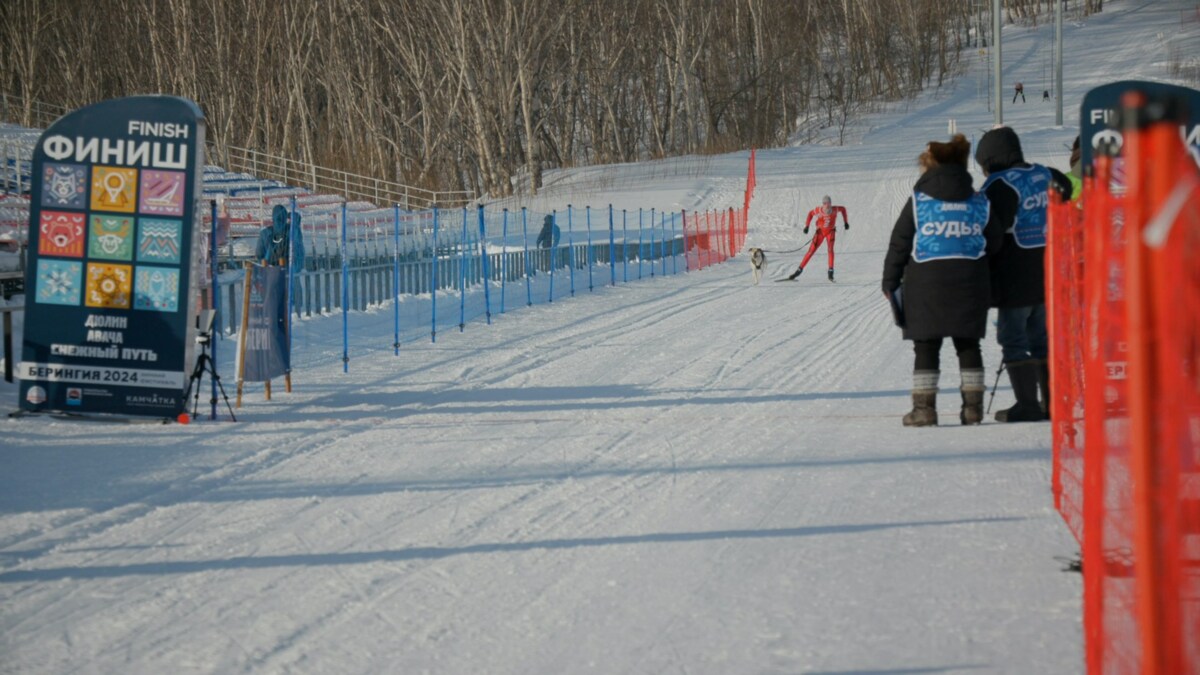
left=1048, top=190, right=1087, bottom=543
left=1053, top=93, right=1200, bottom=674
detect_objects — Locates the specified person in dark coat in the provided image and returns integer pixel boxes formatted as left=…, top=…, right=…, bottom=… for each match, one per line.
left=975, top=126, right=1072, bottom=422
left=536, top=214, right=560, bottom=249
left=882, top=134, right=1003, bottom=426
left=256, top=204, right=305, bottom=271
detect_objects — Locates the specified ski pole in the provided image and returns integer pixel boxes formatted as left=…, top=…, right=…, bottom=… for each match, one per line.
left=986, top=362, right=1007, bottom=415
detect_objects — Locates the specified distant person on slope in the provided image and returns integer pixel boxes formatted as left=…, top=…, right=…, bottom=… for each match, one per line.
left=882, top=134, right=1002, bottom=427
left=975, top=126, right=1072, bottom=423
left=784, top=195, right=848, bottom=282
left=1013, top=81, right=1025, bottom=103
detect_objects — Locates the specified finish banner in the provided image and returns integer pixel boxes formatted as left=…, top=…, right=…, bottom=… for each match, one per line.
left=18, top=96, right=205, bottom=418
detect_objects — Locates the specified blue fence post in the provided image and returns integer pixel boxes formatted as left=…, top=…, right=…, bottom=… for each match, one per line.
left=478, top=204, right=491, bottom=325
left=660, top=211, right=668, bottom=277
left=649, top=208, right=656, bottom=278
left=340, top=202, right=349, bottom=373
left=548, top=210, right=557, bottom=303
left=682, top=211, right=690, bottom=273
left=608, top=205, right=616, bottom=287
left=209, top=199, right=219, bottom=420
left=522, top=207, right=532, bottom=307
left=637, top=208, right=645, bottom=280
left=567, top=205, right=576, bottom=297
left=392, top=204, right=401, bottom=355
left=672, top=210, right=681, bottom=273
left=459, top=206, right=468, bottom=331
left=500, top=208, right=508, bottom=314
left=622, top=209, right=628, bottom=283
left=585, top=206, right=594, bottom=292
left=287, top=196, right=297, bottom=368
left=431, top=206, right=439, bottom=343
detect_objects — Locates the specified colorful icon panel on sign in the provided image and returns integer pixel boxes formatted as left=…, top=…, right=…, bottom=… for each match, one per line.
left=41, top=163, right=88, bottom=210
left=134, top=266, right=181, bottom=313
left=38, top=211, right=87, bottom=258
left=36, top=259, right=83, bottom=306
left=136, top=218, right=183, bottom=265
left=88, top=215, right=135, bottom=261
left=90, top=166, right=138, bottom=213
left=85, top=262, right=133, bottom=309
left=138, top=170, right=186, bottom=216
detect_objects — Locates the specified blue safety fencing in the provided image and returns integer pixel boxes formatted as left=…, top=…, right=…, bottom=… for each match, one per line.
left=210, top=203, right=705, bottom=371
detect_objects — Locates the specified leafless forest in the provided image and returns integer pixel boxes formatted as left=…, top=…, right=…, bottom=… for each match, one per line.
left=1, top=0, right=1102, bottom=197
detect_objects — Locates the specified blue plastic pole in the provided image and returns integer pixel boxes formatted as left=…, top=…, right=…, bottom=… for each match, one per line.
left=548, top=209, right=556, bottom=303
left=637, top=208, right=644, bottom=280
left=608, top=205, right=616, bottom=287
left=341, top=202, right=349, bottom=373
left=671, top=212, right=677, bottom=275
left=478, top=205, right=491, bottom=325
left=661, top=211, right=668, bottom=277
left=649, top=208, right=656, bottom=278
left=522, top=208, right=532, bottom=307
left=287, top=195, right=297, bottom=376
left=622, top=209, right=628, bottom=283
left=585, top=206, right=594, bottom=292
left=392, top=204, right=401, bottom=355
left=431, top=206, right=439, bottom=343
left=459, top=206, right=468, bottom=331
left=500, top=208, right=508, bottom=314
left=209, top=199, right=219, bottom=420
left=567, top=206, right=576, bottom=297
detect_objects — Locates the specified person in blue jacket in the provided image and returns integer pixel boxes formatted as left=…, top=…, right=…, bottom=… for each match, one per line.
left=256, top=204, right=305, bottom=271
left=255, top=204, right=305, bottom=309
left=536, top=214, right=560, bottom=249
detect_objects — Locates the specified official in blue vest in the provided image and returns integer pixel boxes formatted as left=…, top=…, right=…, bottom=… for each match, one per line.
left=882, top=134, right=1003, bottom=427
left=975, top=127, right=1072, bottom=423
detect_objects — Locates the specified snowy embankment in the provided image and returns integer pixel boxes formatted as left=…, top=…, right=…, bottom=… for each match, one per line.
left=2, top=2, right=1196, bottom=672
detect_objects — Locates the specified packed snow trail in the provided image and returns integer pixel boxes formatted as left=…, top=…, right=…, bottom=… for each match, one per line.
left=3, top=2, right=1196, bottom=672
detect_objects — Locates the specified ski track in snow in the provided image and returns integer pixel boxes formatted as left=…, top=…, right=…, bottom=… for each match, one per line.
left=2, top=2, right=1194, bottom=672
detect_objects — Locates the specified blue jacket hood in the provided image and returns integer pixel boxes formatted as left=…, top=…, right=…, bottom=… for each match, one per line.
left=272, top=204, right=289, bottom=236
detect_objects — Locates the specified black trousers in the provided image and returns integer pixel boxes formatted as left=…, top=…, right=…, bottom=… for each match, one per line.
left=913, top=337, right=982, bottom=371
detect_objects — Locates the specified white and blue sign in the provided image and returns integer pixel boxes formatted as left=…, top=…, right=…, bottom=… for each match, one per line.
left=911, top=191, right=990, bottom=263
left=19, top=96, right=205, bottom=418
left=982, top=165, right=1051, bottom=249
left=1080, top=81, right=1200, bottom=169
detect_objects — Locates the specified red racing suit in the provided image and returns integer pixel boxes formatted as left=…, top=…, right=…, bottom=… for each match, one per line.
left=799, top=205, right=849, bottom=270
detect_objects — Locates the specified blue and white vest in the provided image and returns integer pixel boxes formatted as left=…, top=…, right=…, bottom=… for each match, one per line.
left=981, top=165, right=1052, bottom=249
left=911, top=191, right=990, bottom=263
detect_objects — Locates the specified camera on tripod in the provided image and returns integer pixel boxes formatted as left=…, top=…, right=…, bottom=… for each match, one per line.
left=195, top=309, right=216, bottom=345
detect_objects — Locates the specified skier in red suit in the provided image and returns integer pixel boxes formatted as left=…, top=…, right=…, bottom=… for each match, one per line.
left=786, top=195, right=849, bottom=281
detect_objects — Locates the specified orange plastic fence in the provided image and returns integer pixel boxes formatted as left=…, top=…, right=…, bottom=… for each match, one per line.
left=681, top=148, right=754, bottom=272
left=1049, top=95, right=1200, bottom=674
left=1047, top=190, right=1086, bottom=543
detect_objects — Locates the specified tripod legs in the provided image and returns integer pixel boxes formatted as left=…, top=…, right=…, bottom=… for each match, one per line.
left=186, top=351, right=237, bottom=422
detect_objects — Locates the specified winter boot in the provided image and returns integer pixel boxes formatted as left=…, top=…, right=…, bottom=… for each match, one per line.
left=903, top=370, right=939, bottom=427
left=995, top=359, right=1045, bottom=422
left=786, top=267, right=803, bottom=281
left=1035, top=358, right=1051, bottom=420
left=960, top=368, right=985, bottom=425
left=827, top=268, right=835, bottom=282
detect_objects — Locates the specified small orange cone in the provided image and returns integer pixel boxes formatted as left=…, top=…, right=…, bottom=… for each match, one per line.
left=177, top=412, right=191, bottom=425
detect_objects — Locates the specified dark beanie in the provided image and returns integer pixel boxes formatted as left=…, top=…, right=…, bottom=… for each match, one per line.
left=974, top=127, right=1025, bottom=173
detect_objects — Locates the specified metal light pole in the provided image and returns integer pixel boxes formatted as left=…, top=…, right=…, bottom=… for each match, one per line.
left=994, top=0, right=1003, bottom=126
left=1055, top=0, right=1064, bottom=126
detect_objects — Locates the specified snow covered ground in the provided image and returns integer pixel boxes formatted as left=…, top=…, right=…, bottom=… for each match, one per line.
left=2, top=2, right=1196, bottom=672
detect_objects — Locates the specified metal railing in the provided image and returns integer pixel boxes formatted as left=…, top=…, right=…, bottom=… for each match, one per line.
left=0, top=93, right=69, bottom=131
left=224, top=146, right=474, bottom=211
